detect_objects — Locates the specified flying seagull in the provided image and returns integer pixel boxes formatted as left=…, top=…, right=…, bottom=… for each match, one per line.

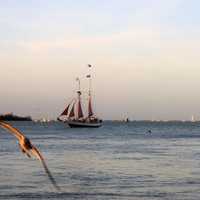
left=0, top=120, right=60, bottom=191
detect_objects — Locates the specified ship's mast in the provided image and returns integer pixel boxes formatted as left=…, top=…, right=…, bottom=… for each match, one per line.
left=76, top=77, right=81, bottom=92
left=87, top=64, right=92, bottom=96
left=87, top=64, right=93, bottom=117
left=76, top=77, right=83, bottom=119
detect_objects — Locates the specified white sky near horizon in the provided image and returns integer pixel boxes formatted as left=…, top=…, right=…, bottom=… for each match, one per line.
left=0, top=0, right=200, bottom=120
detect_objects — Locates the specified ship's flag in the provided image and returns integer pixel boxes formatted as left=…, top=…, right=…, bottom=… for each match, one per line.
left=88, top=64, right=92, bottom=68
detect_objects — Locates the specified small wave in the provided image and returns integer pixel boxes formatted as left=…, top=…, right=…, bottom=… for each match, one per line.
left=0, top=191, right=173, bottom=200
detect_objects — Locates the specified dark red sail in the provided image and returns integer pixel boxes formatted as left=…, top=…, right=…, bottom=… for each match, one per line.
left=69, top=103, right=75, bottom=118
left=88, top=96, right=93, bottom=117
left=60, top=104, right=70, bottom=116
left=77, top=100, right=84, bottom=119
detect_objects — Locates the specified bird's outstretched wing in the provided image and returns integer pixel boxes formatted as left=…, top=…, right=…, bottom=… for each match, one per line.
left=0, top=120, right=60, bottom=191
left=30, top=146, right=61, bottom=191
left=0, top=120, right=25, bottom=140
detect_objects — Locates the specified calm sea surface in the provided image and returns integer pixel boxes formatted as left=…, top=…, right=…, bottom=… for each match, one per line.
left=1, top=121, right=200, bottom=200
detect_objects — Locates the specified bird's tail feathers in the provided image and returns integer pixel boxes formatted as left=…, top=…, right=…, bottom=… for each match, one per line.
left=31, top=147, right=61, bottom=191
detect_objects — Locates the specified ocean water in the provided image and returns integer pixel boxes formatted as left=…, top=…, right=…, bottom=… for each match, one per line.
left=1, top=121, right=200, bottom=200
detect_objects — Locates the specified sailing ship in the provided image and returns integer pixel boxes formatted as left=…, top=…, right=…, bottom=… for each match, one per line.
left=58, top=65, right=102, bottom=128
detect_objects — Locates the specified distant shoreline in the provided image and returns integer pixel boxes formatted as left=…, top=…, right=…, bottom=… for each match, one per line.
left=0, top=113, right=32, bottom=121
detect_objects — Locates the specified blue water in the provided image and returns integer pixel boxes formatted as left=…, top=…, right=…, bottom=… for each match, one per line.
left=1, top=121, right=200, bottom=199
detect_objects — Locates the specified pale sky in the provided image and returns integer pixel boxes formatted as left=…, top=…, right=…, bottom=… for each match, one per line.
left=0, top=0, right=200, bottom=120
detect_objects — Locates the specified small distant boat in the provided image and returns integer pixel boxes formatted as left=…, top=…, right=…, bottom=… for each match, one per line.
left=191, top=115, right=195, bottom=122
left=58, top=65, right=102, bottom=128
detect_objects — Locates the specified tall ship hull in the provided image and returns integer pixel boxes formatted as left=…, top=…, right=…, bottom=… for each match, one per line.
left=67, top=120, right=102, bottom=128
left=58, top=64, right=102, bottom=128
